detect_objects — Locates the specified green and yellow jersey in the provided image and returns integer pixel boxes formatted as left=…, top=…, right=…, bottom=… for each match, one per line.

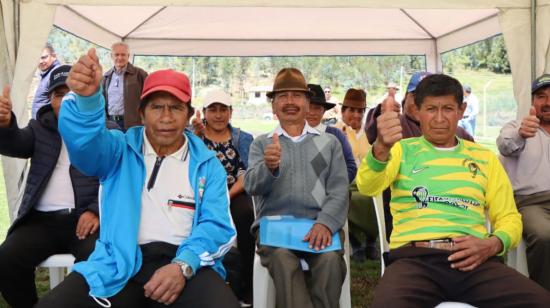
left=356, top=136, right=522, bottom=253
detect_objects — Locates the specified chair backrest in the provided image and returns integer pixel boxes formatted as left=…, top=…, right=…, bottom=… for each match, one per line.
left=372, top=194, right=389, bottom=275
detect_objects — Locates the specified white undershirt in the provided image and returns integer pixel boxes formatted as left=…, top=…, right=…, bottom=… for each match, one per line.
left=434, top=145, right=458, bottom=151
left=272, top=122, right=321, bottom=143
left=138, top=131, right=195, bottom=245
left=36, top=141, right=76, bottom=212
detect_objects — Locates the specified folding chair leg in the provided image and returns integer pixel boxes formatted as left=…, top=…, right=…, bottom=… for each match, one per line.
left=49, top=267, right=65, bottom=289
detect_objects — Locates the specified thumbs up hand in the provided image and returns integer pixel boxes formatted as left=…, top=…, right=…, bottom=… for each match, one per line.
left=0, top=85, right=12, bottom=128
left=519, top=106, right=540, bottom=139
left=191, top=109, right=205, bottom=137
left=264, top=133, right=281, bottom=172
left=373, top=97, right=403, bottom=161
left=381, top=96, right=401, bottom=114
left=67, top=48, right=103, bottom=97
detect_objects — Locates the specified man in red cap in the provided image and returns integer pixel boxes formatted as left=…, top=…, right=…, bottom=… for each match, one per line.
left=36, top=49, right=239, bottom=308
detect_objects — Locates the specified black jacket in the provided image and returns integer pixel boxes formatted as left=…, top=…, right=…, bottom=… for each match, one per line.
left=0, top=105, right=100, bottom=234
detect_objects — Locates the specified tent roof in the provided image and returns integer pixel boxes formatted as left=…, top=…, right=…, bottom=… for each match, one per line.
left=53, top=5, right=500, bottom=59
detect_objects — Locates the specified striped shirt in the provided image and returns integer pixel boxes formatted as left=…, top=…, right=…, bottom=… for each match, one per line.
left=356, top=136, right=522, bottom=254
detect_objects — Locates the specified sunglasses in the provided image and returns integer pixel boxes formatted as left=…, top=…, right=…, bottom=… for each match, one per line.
left=40, top=54, right=51, bottom=60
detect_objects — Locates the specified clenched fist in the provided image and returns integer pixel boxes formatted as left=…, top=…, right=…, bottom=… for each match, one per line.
left=67, top=48, right=103, bottom=97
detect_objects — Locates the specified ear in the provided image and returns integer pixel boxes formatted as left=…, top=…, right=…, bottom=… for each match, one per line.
left=411, top=102, right=420, bottom=118
left=139, top=107, right=146, bottom=123
left=459, top=102, right=467, bottom=117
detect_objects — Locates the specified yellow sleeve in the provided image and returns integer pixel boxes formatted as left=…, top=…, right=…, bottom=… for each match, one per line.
left=356, top=142, right=402, bottom=197
left=485, top=152, right=522, bottom=255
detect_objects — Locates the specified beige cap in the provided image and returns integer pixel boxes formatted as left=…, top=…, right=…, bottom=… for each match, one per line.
left=203, top=89, right=232, bottom=108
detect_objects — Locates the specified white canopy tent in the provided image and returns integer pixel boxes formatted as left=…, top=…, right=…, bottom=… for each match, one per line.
left=1, top=0, right=549, bottom=219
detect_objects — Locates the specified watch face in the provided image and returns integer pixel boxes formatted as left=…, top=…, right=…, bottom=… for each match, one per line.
left=182, top=264, right=193, bottom=278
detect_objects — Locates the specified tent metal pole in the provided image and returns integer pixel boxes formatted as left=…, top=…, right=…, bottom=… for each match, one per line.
left=531, top=0, right=536, bottom=81
left=14, top=0, right=19, bottom=56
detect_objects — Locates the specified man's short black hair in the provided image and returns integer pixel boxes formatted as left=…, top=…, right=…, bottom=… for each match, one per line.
left=414, top=74, right=464, bottom=108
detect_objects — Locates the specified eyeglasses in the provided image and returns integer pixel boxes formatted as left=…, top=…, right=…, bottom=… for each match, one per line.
left=324, top=90, right=331, bottom=93
left=40, top=54, right=51, bottom=60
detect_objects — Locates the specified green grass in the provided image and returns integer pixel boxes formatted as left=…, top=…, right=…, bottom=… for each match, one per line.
left=0, top=164, right=8, bottom=243
left=232, top=118, right=278, bottom=137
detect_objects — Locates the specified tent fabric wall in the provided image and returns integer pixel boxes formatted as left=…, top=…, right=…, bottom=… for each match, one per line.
left=0, top=0, right=16, bottom=86
left=499, top=8, right=532, bottom=119
left=1, top=1, right=56, bottom=220
left=31, top=0, right=533, bottom=9
left=536, top=1, right=550, bottom=76
left=0, top=0, right=542, bottom=219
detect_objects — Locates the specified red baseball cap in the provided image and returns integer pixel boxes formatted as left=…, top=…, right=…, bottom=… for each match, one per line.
left=140, top=69, right=192, bottom=104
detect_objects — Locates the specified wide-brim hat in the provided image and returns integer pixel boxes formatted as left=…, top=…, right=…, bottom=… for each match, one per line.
left=386, top=82, right=399, bottom=90
left=47, top=65, right=71, bottom=94
left=307, top=83, right=336, bottom=110
left=141, top=69, right=191, bottom=104
left=341, top=88, right=367, bottom=109
left=266, top=68, right=314, bottom=98
left=532, top=74, right=550, bottom=94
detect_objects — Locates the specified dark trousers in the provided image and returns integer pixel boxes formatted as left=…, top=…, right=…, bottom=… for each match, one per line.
left=516, top=192, right=550, bottom=291
left=348, top=184, right=378, bottom=249
left=257, top=231, right=346, bottom=308
left=229, top=192, right=255, bottom=299
left=36, top=242, right=240, bottom=308
left=372, top=246, right=550, bottom=308
left=0, top=210, right=97, bottom=308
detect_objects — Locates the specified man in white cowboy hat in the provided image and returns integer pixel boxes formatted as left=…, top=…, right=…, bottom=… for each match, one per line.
left=379, top=82, right=403, bottom=107
left=245, top=68, right=349, bottom=308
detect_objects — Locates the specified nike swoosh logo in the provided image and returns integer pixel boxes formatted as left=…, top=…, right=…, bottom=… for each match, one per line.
left=412, top=167, right=428, bottom=174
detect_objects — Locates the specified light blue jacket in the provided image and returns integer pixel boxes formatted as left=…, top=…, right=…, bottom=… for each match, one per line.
left=229, top=124, right=253, bottom=169
left=58, top=90, right=236, bottom=298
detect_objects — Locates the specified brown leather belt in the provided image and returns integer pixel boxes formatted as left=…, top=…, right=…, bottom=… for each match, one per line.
left=409, top=239, right=454, bottom=251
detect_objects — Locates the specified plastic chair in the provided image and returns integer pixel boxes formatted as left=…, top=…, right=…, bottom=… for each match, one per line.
left=371, top=194, right=476, bottom=308
left=251, top=191, right=351, bottom=308
left=252, top=221, right=351, bottom=308
left=506, top=238, right=529, bottom=277
left=38, top=254, right=75, bottom=289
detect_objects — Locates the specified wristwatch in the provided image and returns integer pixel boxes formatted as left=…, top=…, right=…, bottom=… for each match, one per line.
left=173, top=260, right=194, bottom=279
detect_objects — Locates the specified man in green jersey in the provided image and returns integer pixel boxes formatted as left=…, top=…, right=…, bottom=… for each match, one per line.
left=357, top=74, right=550, bottom=307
